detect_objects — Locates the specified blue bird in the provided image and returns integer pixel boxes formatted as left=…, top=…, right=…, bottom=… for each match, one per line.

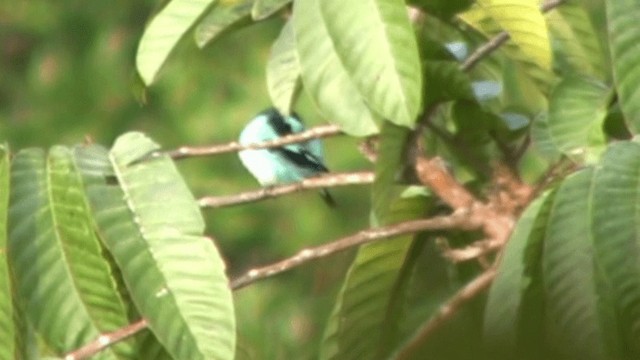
left=238, top=107, right=335, bottom=206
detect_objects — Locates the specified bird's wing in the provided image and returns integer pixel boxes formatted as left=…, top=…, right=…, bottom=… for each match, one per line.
left=272, top=146, right=329, bottom=173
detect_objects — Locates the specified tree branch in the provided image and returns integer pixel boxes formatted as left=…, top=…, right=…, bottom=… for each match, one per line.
left=63, top=319, right=148, bottom=360
left=161, top=124, right=342, bottom=160
left=199, top=171, right=374, bottom=208
left=392, top=268, right=497, bottom=360
left=230, top=212, right=475, bottom=290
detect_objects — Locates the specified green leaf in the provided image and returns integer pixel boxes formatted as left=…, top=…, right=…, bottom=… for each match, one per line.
left=607, top=0, right=640, bottom=133
left=476, top=0, right=551, bottom=71
left=0, top=144, right=13, bottom=360
left=322, top=120, right=428, bottom=360
left=136, top=0, right=218, bottom=85
left=194, top=0, right=253, bottom=48
left=423, top=60, right=474, bottom=106
left=266, top=20, right=300, bottom=116
left=546, top=1, right=607, bottom=79
left=251, top=0, right=290, bottom=20
left=534, top=76, right=610, bottom=163
left=483, top=191, right=555, bottom=358
left=592, top=141, right=640, bottom=357
left=459, top=4, right=553, bottom=90
left=293, top=0, right=378, bottom=136
left=318, top=0, right=423, bottom=127
left=542, top=169, right=620, bottom=359
left=8, top=148, right=120, bottom=358
left=76, top=133, right=235, bottom=360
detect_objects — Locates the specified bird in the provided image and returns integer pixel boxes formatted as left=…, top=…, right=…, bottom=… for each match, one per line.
left=238, top=107, right=335, bottom=206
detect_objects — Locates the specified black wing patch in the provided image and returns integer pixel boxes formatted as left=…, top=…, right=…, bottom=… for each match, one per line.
left=274, top=147, right=329, bottom=173
left=265, top=108, right=292, bottom=137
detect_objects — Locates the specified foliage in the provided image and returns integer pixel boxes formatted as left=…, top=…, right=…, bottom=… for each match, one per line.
left=3, top=0, right=640, bottom=359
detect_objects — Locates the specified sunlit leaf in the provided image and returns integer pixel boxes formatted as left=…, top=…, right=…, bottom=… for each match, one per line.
left=76, top=133, right=235, bottom=360
left=318, top=0, right=423, bottom=127
left=476, top=0, right=551, bottom=71
left=0, top=144, right=14, bottom=360
left=8, top=149, right=121, bottom=358
left=607, top=0, right=640, bottom=132
left=136, top=0, right=218, bottom=84
left=293, top=0, right=378, bottom=136
left=195, top=0, right=253, bottom=48
left=251, top=0, right=290, bottom=20
left=266, top=20, right=300, bottom=116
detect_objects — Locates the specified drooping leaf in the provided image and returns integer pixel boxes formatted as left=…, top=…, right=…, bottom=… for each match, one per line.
left=607, top=0, right=640, bottom=132
left=194, top=0, right=253, bottom=48
left=136, top=0, right=218, bottom=84
left=533, top=76, right=610, bottom=163
left=75, top=133, right=235, bottom=360
left=483, top=191, right=555, bottom=358
left=542, top=169, right=621, bottom=359
left=251, top=0, right=290, bottom=20
left=591, top=140, right=640, bottom=357
left=7, top=148, right=120, bottom=358
left=0, top=144, right=13, bottom=360
left=546, top=1, right=606, bottom=79
left=318, top=0, right=423, bottom=127
left=322, top=119, right=429, bottom=360
left=293, top=0, right=378, bottom=136
left=266, top=20, right=300, bottom=116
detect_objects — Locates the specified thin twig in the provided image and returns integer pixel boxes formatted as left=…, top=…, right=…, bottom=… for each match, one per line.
left=392, top=268, right=497, bottom=360
left=199, top=171, right=374, bottom=208
left=442, top=238, right=503, bottom=263
left=230, top=212, right=475, bottom=290
left=63, top=319, right=147, bottom=360
left=162, top=124, right=342, bottom=160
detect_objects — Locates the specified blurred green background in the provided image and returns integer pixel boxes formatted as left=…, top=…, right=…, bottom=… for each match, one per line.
left=1, top=2, right=372, bottom=358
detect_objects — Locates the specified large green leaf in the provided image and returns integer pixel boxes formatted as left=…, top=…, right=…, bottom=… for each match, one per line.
left=483, top=191, right=555, bottom=358
left=7, top=149, right=120, bottom=358
left=0, top=144, right=13, bottom=360
left=293, top=0, right=378, bottom=136
left=75, top=133, right=235, bottom=360
left=533, top=77, right=609, bottom=163
left=317, top=0, right=423, bottom=128
left=476, top=0, right=551, bottom=71
left=542, top=169, right=620, bottom=359
left=136, top=0, right=218, bottom=85
left=592, top=141, right=640, bottom=357
left=194, top=0, right=253, bottom=48
left=251, top=0, right=290, bottom=20
left=322, top=119, right=428, bottom=359
left=546, top=1, right=606, bottom=79
left=607, top=0, right=640, bottom=132
left=266, top=20, right=300, bottom=116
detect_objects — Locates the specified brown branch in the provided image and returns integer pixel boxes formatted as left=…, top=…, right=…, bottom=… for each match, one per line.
left=392, top=268, right=497, bottom=360
left=441, top=238, right=503, bottom=263
left=415, top=156, right=477, bottom=209
left=63, top=319, right=147, bottom=360
left=162, top=124, right=342, bottom=160
left=459, top=0, right=565, bottom=73
left=198, top=171, right=374, bottom=208
left=230, top=212, right=476, bottom=290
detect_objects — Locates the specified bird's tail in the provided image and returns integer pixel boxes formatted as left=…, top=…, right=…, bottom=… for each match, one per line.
left=320, top=189, right=337, bottom=208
